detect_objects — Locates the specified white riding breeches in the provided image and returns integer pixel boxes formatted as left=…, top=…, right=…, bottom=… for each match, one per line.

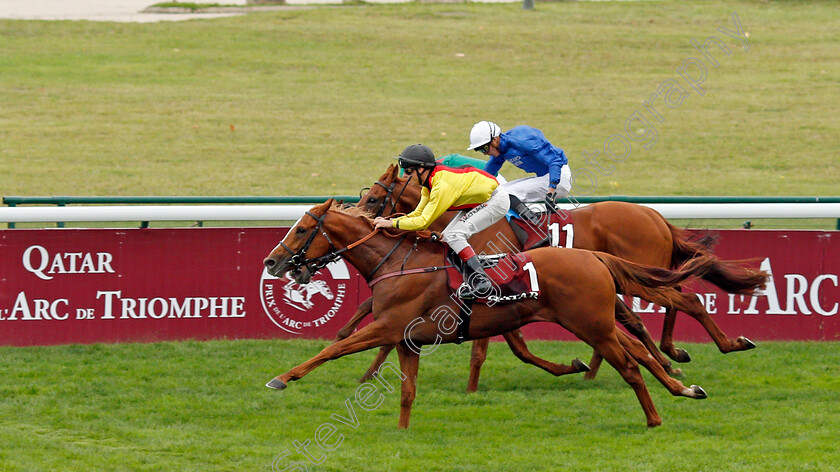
left=501, top=165, right=572, bottom=202
left=442, top=187, right=511, bottom=255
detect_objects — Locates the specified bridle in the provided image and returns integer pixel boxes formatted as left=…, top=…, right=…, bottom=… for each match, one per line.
left=278, top=209, right=408, bottom=280
left=368, top=175, right=412, bottom=218
left=278, top=211, right=342, bottom=272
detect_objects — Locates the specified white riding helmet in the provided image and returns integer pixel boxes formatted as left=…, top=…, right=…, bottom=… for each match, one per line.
left=467, top=121, right=501, bottom=150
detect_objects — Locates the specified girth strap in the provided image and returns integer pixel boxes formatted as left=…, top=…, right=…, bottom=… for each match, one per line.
left=455, top=298, right=475, bottom=345
left=368, top=265, right=453, bottom=287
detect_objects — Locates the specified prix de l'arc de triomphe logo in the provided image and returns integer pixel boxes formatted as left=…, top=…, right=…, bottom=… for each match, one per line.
left=259, top=260, right=349, bottom=335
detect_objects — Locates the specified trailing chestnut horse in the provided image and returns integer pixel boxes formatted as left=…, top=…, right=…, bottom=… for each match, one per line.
left=343, top=164, right=765, bottom=387
left=263, top=200, right=726, bottom=428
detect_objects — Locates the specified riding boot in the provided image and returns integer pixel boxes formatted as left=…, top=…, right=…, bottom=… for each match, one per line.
left=514, top=201, right=542, bottom=226
left=458, top=256, right=493, bottom=299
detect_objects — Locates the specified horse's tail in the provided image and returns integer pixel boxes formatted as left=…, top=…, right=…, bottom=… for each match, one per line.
left=667, top=221, right=769, bottom=295
left=594, top=252, right=718, bottom=306
left=594, top=252, right=719, bottom=318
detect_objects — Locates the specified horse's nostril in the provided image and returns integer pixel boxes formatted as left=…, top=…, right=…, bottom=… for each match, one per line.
left=264, top=258, right=275, bottom=268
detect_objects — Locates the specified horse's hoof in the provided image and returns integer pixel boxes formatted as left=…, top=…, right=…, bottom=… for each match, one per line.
left=673, top=348, right=692, bottom=363
left=572, top=359, right=590, bottom=373
left=739, top=336, right=757, bottom=350
left=690, top=385, right=707, bottom=399
left=665, top=366, right=684, bottom=378
left=265, top=378, right=287, bottom=390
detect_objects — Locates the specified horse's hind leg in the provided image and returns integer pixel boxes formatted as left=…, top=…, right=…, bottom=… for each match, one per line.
left=615, top=330, right=706, bottom=400
left=584, top=351, right=603, bottom=380
left=659, top=288, right=693, bottom=363
left=614, top=298, right=682, bottom=376
left=395, top=343, right=420, bottom=429
left=267, top=320, right=395, bottom=389
left=587, top=332, right=662, bottom=427
left=586, top=297, right=680, bottom=380
left=359, top=345, right=395, bottom=383
left=500, top=330, right=589, bottom=379
left=669, top=292, right=757, bottom=354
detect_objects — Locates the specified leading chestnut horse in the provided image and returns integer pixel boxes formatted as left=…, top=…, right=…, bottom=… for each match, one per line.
left=342, top=164, right=763, bottom=388
left=263, top=200, right=728, bottom=428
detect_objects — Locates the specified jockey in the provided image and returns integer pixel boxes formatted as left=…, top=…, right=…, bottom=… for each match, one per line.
left=467, top=121, right=572, bottom=218
left=399, top=153, right=507, bottom=184
left=373, top=144, right=510, bottom=299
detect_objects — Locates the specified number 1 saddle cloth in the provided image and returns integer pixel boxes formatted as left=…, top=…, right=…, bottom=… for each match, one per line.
left=445, top=251, right=540, bottom=305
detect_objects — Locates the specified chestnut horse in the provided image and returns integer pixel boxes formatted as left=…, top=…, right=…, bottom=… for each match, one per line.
left=263, top=200, right=731, bottom=428
left=342, top=164, right=762, bottom=388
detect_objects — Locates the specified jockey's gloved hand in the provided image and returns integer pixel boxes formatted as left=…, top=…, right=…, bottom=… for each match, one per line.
left=544, top=192, right=557, bottom=211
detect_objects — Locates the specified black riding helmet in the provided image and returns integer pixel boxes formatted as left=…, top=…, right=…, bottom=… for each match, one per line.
left=396, top=144, right=436, bottom=170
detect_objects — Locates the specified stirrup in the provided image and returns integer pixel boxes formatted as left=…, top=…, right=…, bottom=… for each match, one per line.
left=457, top=283, right=477, bottom=300
left=457, top=276, right=492, bottom=299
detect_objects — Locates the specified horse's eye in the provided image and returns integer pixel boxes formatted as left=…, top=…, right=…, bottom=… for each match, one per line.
left=296, top=227, right=307, bottom=234
left=368, top=197, right=378, bottom=204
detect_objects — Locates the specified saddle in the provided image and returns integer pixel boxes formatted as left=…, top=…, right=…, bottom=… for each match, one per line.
left=444, top=250, right=540, bottom=305
left=444, top=248, right=540, bottom=344
left=507, top=197, right=575, bottom=251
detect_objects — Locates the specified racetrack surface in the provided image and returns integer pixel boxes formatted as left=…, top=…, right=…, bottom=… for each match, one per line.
left=0, top=0, right=246, bottom=22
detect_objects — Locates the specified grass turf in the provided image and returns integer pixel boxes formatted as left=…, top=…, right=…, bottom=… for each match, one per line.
left=0, top=2, right=837, bottom=200
left=1, top=339, right=839, bottom=471
left=1, top=3, right=839, bottom=470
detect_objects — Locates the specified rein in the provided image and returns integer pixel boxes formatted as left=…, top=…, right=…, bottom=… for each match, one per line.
left=281, top=209, right=439, bottom=281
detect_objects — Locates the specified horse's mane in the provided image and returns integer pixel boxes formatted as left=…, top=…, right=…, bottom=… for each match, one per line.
left=330, top=200, right=375, bottom=223
left=329, top=199, right=437, bottom=240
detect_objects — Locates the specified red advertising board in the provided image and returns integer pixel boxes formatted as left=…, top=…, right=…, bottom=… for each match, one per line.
left=1, top=227, right=838, bottom=346
left=0, top=228, right=371, bottom=346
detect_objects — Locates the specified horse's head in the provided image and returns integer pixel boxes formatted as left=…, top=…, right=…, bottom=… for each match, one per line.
left=264, top=200, right=335, bottom=284
left=264, top=200, right=378, bottom=284
left=357, top=164, right=418, bottom=217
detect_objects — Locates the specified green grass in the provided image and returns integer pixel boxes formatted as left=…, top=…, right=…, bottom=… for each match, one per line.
left=148, top=3, right=231, bottom=10
left=0, top=2, right=838, bottom=201
left=0, top=339, right=839, bottom=471
left=2, top=4, right=839, bottom=471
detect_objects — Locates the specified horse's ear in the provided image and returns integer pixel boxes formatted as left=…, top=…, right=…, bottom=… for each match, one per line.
left=316, top=198, right=334, bottom=213
left=390, top=163, right=400, bottom=179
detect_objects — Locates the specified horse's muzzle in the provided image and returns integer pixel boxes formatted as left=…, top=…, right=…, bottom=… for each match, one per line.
left=264, top=255, right=290, bottom=278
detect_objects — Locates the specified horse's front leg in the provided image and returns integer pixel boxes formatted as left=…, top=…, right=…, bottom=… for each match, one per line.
left=466, top=337, right=490, bottom=393
left=335, top=297, right=374, bottom=341
left=359, top=345, right=395, bottom=383
left=266, top=320, right=398, bottom=390
left=395, top=343, right=420, bottom=429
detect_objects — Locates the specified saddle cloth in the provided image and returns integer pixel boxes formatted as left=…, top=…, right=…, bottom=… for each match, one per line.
left=445, top=252, right=540, bottom=304
left=508, top=204, right=575, bottom=251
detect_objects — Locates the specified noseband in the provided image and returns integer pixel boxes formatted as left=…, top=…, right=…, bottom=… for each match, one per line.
left=279, top=211, right=344, bottom=272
